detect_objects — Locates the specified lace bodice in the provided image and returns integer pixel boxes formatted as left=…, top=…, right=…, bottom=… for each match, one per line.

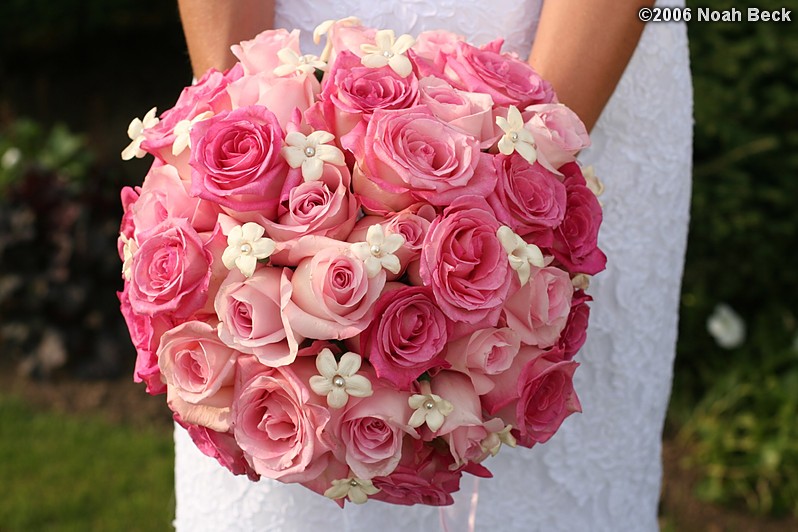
left=174, top=1, right=693, bottom=530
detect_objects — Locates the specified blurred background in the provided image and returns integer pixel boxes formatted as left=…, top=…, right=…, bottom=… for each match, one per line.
left=0, top=0, right=796, bottom=529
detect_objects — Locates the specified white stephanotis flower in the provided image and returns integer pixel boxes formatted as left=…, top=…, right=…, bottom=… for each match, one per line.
left=497, top=225, right=545, bottom=286
left=281, top=130, right=345, bottom=182
left=119, top=233, right=138, bottom=281
left=707, top=303, right=746, bottom=349
left=273, top=47, right=327, bottom=77
left=309, top=349, right=373, bottom=409
left=496, top=105, right=537, bottom=164
left=324, top=476, right=380, bottom=504
left=408, top=382, right=454, bottom=432
left=360, top=29, right=416, bottom=77
left=121, top=107, right=159, bottom=160
left=481, top=423, right=518, bottom=457
left=171, top=111, right=213, bottom=156
left=221, top=222, right=276, bottom=278
left=350, top=225, right=404, bottom=278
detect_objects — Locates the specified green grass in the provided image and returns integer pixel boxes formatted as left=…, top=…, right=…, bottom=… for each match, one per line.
left=0, top=395, right=174, bottom=531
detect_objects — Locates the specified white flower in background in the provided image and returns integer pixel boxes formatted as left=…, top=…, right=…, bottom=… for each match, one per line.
left=360, top=29, right=416, bottom=77
left=121, top=107, right=159, bottom=160
left=273, top=48, right=327, bottom=77
left=582, top=165, right=605, bottom=198
left=707, top=303, right=746, bottom=349
left=171, top=111, right=213, bottom=156
left=1, top=147, right=21, bottom=169
left=222, top=223, right=276, bottom=278
left=408, top=382, right=454, bottom=432
left=324, top=477, right=380, bottom=504
left=350, top=225, right=404, bottom=278
left=497, top=226, right=545, bottom=286
left=313, top=17, right=362, bottom=62
left=309, top=349, right=373, bottom=409
left=496, top=105, right=537, bottom=164
left=281, top=130, right=345, bottom=182
left=571, top=273, right=591, bottom=291
left=481, top=424, right=517, bottom=457
left=119, top=233, right=138, bottom=281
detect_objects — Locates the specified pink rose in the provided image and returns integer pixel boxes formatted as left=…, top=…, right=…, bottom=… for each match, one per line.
left=551, top=163, right=607, bottom=275
left=214, top=267, right=300, bottom=367
left=354, top=107, right=496, bottom=212
left=487, top=153, right=567, bottom=245
left=190, top=105, right=287, bottom=215
left=283, top=247, right=385, bottom=340
left=130, top=163, right=221, bottom=237
left=231, top=29, right=301, bottom=76
left=128, top=218, right=213, bottom=319
left=227, top=73, right=318, bottom=130
left=433, top=371, right=492, bottom=466
left=525, top=104, right=590, bottom=173
left=158, top=321, right=238, bottom=432
left=418, top=77, right=495, bottom=147
left=502, top=265, right=573, bottom=348
left=412, top=30, right=464, bottom=61
left=232, top=355, right=332, bottom=482
left=420, top=196, right=512, bottom=324
left=309, top=51, right=419, bottom=141
left=178, top=418, right=259, bottom=481
left=447, top=327, right=521, bottom=395
left=119, top=186, right=139, bottom=244
left=360, top=285, right=450, bottom=390
left=336, top=384, right=417, bottom=479
left=263, top=163, right=359, bottom=242
left=435, top=40, right=555, bottom=108
left=322, top=20, right=376, bottom=66
left=558, top=290, right=592, bottom=360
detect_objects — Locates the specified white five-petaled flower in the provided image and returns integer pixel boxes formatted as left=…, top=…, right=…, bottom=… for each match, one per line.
left=309, top=349, right=373, bottom=409
left=119, top=233, right=138, bottom=281
left=313, top=17, right=362, bottom=62
left=497, top=226, right=545, bottom=286
left=121, top=107, right=159, bottom=161
left=324, top=476, right=380, bottom=504
left=171, top=111, right=213, bottom=156
left=408, top=382, right=454, bottom=432
left=273, top=47, right=327, bottom=77
left=707, top=303, right=746, bottom=349
left=496, top=105, right=537, bottom=164
left=350, top=225, right=404, bottom=278
left=571, top=273, right=591, bottom=291
left=281, top=130, right=345, bottom=182
left=481, top=424, right=518, bottom=457
left=360, top=29, right=416, bottom=77
left=221, top=223, right=276, bottom=278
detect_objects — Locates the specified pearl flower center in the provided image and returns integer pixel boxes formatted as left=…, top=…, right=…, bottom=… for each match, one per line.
left=424, top=400, right=435, bottom=410
left=304, top=146, right=316, bottom=157
left=510, top=132, right=519, bottom=142
left=240, top=243, right=252, bottom=254
left=382, top=50, right=394, bottom=58
left=332, top=375, right=346, bottom=388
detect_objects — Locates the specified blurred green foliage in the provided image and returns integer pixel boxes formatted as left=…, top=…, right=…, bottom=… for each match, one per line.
left=675, top=0, right=798, bottom=517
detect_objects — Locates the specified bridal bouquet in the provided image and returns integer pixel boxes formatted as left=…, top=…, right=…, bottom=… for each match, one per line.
left=118, top=18, right=605, bottom=507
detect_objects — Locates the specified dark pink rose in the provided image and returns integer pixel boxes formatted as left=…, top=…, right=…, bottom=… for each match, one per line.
left=128, top=218, right=213, bottom=319
left=360, top=285, right=450, bottom=390
left=178, top=418, right=259, bottom=481
left=558, top=290, right=592, bottom=360
left=419, top=196, right=512, bottom=324
left=551, top=163, right=606, bottom=275
left=190, top=105, right=287, bottom=215
left=487, top=153, right=567, bottom=245
left=232, top=355, right=332, bottom=482
left=158, top=321, right=238, bottom=432
left=354, top=107, right=496, bottom=212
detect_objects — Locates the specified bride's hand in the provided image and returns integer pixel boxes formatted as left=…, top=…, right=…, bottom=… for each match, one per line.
left=529, top=0, right=655, bottom=132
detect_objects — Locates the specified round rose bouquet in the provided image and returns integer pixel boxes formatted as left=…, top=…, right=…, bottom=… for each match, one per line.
left=118, top=17, right=605, bottom=507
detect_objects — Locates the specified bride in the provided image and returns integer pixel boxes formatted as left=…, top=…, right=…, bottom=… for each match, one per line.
left=172, top=0, right=692, bottom=530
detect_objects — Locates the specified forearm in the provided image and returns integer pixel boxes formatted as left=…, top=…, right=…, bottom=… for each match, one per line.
left=177, top=0, right=275, bottom=78
left=529, top=0, right=654, bottom=132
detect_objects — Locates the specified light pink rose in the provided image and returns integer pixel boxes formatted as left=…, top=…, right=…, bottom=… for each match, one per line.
left=524, top=104, right=590, bottom=173
left=232, top=355, right=333, bottom=482
left=190, top=105, right=287, bottom=215
left=487, top=153, right=567, bottom=245
left=418, top=77, right=495, bottom=147
left=283, top=247, right=385, bottom=340
left=354, top=107, right=496, bottom=212
left=231, top=29, right=301, bottom=76
left=119, top=185, right=139, bottom=245
left=323, top=20, right=376, bottom=66
left=227, top=73, right=318, bottom=130
left=263, top=163, right=359, bottom=242
left=158, top=320, right=238, bottom=432
left=360, top=285, right=450, bottom=390
left=178, top=417, right=259, bottom=480
left=551, top=163, right=606, bottom=275
left=502, top=265, right=573, bottom=348
left=130, top=163, right=221, bottom=237
left=419, top=196, right=512, bottom=324
left=412, top=30, right=464, bottom=61
left=128, top=218, right=213, bottom=319
left=336, top=383, right=417, bottom=479
left=433, top=371, right=492, bottom=466
left=447, top=327, right=521, bottom=395
left=214, top=267, right=300, bottom=367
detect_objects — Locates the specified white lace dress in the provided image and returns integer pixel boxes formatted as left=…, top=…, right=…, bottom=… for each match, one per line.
left=173, top=1, right=693, bottom=530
